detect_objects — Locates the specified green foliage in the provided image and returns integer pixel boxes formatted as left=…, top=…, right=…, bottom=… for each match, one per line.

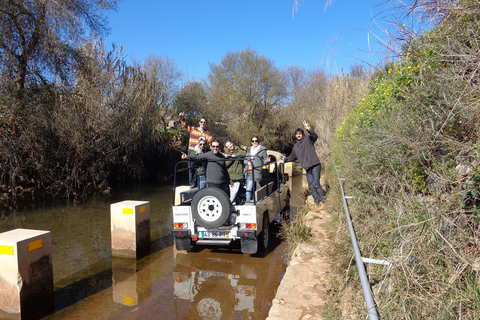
left=330, top=2, right=480, bottom=318
left=208, top=48, right=291, bottom=147
left=174, top=82, right=208, bottom=122
left=405, top=163, right=427, bottom=192
left=335, top=59, right=420, bottom=142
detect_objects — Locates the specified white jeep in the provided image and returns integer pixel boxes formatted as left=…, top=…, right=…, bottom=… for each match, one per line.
left=172, top=156, right=291, bottom=254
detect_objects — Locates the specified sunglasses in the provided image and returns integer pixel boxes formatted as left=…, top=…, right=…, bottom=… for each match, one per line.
left=200, top=120, right=206, bottom=124
left=211, top=145, right=220, bottom=148
left=199, top=143, right=205, bottom=146
left=251, top=139, right=259, bottom=142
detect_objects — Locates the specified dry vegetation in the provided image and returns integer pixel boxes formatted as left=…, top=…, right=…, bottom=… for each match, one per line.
left=324, top=1, right=480, bottom=318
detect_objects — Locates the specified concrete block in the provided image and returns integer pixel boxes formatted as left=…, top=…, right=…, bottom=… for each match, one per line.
left=111, top=200, right=150, bottom=259
left=284, top=162, right=293, bottom=176
left=285, top=162, right=305, bottom=177
left=0, top=228, right=53, bottom=320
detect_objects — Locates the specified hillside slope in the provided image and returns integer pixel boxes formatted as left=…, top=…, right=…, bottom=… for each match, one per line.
left=329, top=2, right=480, bottom=318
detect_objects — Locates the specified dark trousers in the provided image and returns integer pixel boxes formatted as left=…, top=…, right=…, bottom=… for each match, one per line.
left=306, top=163, right=325, bottom=204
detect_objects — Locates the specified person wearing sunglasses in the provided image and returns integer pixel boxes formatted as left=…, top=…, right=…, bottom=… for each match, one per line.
left=224, top=140, right=246, bottom=204
left=194, top=137, right=209, bottom=190
left=179, top=111, right=213, bottom=188
left=244, top=136, right=267, bottom=202
left=181, top=140, right=230, bottom=197
left=286, top=120, right=326, bottom=210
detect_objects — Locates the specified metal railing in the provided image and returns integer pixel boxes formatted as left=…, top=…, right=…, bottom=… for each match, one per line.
left=334, top=165, right=390, bottom=320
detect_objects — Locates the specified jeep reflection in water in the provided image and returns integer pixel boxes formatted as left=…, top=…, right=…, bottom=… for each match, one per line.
left=172, top=154, right=291, bottom=254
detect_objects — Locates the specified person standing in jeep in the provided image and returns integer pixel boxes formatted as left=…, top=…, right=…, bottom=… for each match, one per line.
left=244, top=136, right=268, bottom=202
left=194, top=137, right=208, bottom=190
left=181, top=140, right=230, bottom=197
left=224, top=140, right=246, bottom=204
left=286, top=120, right=326, bottom=210
left=179, top=111, right=213, bottom=188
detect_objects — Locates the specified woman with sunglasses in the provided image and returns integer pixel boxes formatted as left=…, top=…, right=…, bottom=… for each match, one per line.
left=194, top=137, right=209, bottom=190
left=244, top=136, right=267, bottom=202
left=224, top=140, right=246, bottom=204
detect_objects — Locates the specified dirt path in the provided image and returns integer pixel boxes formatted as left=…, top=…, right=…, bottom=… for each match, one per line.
left=267, top=196, right=333, bottom=320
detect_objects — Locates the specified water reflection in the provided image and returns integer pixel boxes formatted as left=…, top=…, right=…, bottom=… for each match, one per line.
left=112, top=258, right=151, bottom=307
left=173, top=253, right=257, bottom=319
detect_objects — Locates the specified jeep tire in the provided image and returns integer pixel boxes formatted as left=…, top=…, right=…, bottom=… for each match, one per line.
left=258, top=215, right=270, bottom=252
left=192, top=187, right=232, bottom=228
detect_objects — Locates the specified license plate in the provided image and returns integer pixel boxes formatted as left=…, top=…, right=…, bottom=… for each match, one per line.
left=200, top=231, right=229, bottom=238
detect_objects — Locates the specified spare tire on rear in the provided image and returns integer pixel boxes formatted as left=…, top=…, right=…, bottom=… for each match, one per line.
left=192, top=188, right=232, bottom=228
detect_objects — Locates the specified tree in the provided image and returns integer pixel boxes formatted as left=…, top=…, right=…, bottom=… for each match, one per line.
left=174, top=81, right=208, bottom=122
left=288, top=67, right=329, bottom=120
left=0, top=0, right=117, bottom=99
left=208, top=48, right=289, bottom=147
left=106, top=53, right=181, bottom=164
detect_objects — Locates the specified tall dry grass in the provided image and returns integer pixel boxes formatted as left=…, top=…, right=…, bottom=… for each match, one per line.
left=327, top=1, right=480, bottom=318
left=284, top=66, right=370, bottom=172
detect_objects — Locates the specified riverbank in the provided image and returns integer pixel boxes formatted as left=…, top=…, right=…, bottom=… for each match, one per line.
left=267, top=195, right=334, bottom=320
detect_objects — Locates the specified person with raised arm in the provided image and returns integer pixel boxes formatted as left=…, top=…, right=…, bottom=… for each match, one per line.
left=286, top=120, right=326, bottom=210
left=178, top=111, right=213, bottom=188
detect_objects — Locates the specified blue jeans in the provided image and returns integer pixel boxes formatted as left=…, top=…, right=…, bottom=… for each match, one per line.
left=306, top=164, right=325, bottom=204
left=245, top=172, right=254, bottom=202
left=198, top=175, right=206, bottom=190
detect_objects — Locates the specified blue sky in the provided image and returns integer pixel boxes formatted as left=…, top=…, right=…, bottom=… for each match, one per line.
left=106, top=0, right=399, bottom=81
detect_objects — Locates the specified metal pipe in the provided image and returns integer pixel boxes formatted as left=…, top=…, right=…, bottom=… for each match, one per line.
left=334, top=166, right=379, bottom=320
left=362, top=257, right=390, bottom=266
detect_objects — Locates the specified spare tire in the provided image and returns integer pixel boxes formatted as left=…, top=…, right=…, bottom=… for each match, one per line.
left=192, top=188, right=232, bottom=228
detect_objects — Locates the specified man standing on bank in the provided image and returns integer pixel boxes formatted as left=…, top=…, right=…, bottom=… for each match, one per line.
left=179, top=111, right=213, bottom=188
left=286, top=120, right=326, bottom=210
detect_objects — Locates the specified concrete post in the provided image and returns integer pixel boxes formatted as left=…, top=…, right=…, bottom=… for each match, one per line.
left=110, top=200, right=150, bottom=259
left=0, top=228, right=54, bottom=320
left=284, top=162, right=293, bottom=177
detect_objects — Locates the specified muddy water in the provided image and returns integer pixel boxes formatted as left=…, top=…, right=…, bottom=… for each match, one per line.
left=0, top=176, right=306, bottom=320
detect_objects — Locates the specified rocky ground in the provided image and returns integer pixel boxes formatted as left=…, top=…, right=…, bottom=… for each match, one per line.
left=267, top=196, right=334, bottom=320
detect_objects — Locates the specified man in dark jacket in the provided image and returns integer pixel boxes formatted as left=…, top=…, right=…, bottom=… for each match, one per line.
left=286, top=120, right=325, bottom=210
left=181, top=140, right=230, bottom=197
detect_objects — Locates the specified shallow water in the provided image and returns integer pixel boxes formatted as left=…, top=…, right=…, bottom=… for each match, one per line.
left=0, top=176, right=306, bottom=319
